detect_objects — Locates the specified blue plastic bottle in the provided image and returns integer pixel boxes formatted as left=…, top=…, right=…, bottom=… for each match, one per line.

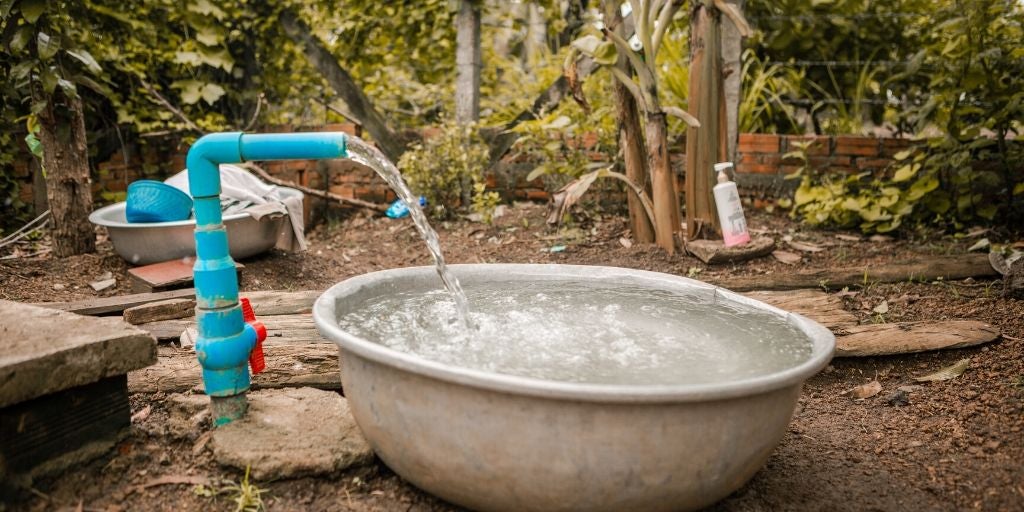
left=386, top=196, right=427, bottom=219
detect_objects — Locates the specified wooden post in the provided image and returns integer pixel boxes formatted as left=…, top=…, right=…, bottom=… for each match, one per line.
left=685, top=4, right=726, bottom=240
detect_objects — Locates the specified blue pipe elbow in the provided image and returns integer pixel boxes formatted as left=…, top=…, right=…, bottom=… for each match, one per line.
left=187, top=131, right=349, bottom=424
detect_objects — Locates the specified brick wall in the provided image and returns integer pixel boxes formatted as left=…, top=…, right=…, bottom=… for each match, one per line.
left=7, top=127, right=916, bottom=220
left=734, top=133, right=913, bottom=203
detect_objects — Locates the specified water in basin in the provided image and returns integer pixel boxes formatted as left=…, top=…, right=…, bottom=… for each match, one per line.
left=337, top=279, right=814, bottom=386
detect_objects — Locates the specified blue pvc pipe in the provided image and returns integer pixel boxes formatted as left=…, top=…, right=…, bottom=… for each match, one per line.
left=186, top=131, right=348, bottom=425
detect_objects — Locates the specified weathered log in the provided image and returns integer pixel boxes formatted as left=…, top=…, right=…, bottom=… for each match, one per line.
left=834, top=320, right=1000, bottom=357
left=38, top=288, right=196, bottom=316
left=138, top=314, right=325, bottom=345
left=710, top=254, right=998, bottom=291
left=687, top=237, right=775, bottom=264
left=128, top=345, right=342, bottom=394
left=123, top=298, right=196, bottom=325
left=742, top=289, right=858, bottom=330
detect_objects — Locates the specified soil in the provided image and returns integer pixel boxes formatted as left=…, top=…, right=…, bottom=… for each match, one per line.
left=1, top=203, right=1022, bottom=512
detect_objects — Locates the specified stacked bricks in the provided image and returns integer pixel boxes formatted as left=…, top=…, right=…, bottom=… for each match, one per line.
left=736, top=133, right=913, bottom=179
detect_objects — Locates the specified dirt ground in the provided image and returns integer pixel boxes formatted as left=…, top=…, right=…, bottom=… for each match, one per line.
left=1, top=202, right=1022, bottom=512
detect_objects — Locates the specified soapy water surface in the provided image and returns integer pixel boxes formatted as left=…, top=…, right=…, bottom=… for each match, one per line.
left=337, top=280, right=814, bottom=386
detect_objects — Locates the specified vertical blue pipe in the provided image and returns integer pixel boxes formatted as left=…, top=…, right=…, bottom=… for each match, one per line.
left=186, top=131, right=347, bottom=425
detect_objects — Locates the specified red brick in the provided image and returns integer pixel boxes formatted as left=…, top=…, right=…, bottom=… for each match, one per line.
left=13, top=162, right=29, bottom=178
left=807, top=156, right=851, bottom=169
left=738, top=133, right=782, bottom=154
left=834, top=136, right=879, bottom=157
left=784, top=135, right=831, bottom=156
left=879, top=137, right=913, bottom=157
left=328, top=185, right=355, bottom=199
left=855, top=158, right=894, bottom=170
left=735, top=163, right=778, bottom=175
left=739, top=153, right=761, bottom=165
left=525, top=189, right=550, bottom=201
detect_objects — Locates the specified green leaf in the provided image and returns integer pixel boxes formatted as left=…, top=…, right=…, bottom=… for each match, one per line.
left=892, top=163, right=920, bottom=183
left=906, top=176, right=939, bottom=201
left=10, top=26, right=33, bottom=52
left=526, top=165, right=548, bottom=182
left=20, top=0, right=46, bottom=23
left=57, top=78, right=77, bottom=97
left=199, top=83, right=225, bottom=104
left=592, top=40, right=617, bottom=65
left=188, top=0, right=226, bottom=20
left=36, top=31, right=59, bottom=60
left=171, top=79, right=203, bottom=104
left=195, top=27, right=222, bottom=46
left=11, top=61, right=33, bottom=80
left=66, top=49, right=102, bottom=74
left=174, top=51, right=202, bottom=66
left=892, top=149, right=913, bottom=161
left=1, top=0, right=14, bottom=18
left=1014, top=183, right=1024, bottom=196
left=976, top=204, right=998, bottom=220
left=39, top=65, right=57, bottom=94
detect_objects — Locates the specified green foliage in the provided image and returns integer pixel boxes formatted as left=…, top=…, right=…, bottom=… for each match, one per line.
left=738, top=49, right=803, bottom=133
left=470, top=181, right=501, bottom=224
left=397, top=121, right=491, bottom=217
left=789, top=146, right=928, bottom=233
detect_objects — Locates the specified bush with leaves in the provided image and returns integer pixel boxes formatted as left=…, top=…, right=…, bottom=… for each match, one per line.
left=397, top=121, right=491, bottom=218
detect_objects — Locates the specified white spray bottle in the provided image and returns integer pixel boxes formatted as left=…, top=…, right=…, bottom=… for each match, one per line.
left=712, top=162, right=751, bottom=247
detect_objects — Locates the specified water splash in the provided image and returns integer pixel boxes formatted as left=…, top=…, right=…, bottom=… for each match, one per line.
left=345, top=136, right=472, bottom=325
left=338, top=280, right=814, bottom=386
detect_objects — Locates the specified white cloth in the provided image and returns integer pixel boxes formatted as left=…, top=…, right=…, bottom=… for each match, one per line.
left=164, top=164, right=307, bottom=251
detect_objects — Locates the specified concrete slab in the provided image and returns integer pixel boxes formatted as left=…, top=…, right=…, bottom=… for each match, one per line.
left=0, top=300, right=156, bottom=408
left=211, top=387, right=374, bottom=480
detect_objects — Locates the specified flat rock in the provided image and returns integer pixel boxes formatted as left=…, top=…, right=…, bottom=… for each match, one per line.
left=686, top=236, right=775, bottom=264
left=210, top=387, right=373, bottom=479
left=0, top=300, right=156, bottom=408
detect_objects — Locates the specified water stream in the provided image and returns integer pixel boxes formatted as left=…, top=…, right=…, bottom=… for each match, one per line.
left=345, top=136, right=472, bottom=325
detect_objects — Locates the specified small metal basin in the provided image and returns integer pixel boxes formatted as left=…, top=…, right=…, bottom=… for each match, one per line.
left=313, top=264, right=835, bottom=512
left=89, top=187, right=302, bottom=265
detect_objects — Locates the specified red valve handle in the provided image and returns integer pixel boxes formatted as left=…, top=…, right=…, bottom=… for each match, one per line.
left=240, top=298, right=267, bottom=374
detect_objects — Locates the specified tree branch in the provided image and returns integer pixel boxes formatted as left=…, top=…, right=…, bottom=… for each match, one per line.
left=279, top=8, right=407, bottom=162
left=139, top=79, right=201, bottom=133
left=240, top=163, right=387, bottom=213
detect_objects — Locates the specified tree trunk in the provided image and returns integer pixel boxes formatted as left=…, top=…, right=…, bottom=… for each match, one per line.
left=685, top=5, right=724, bottom=240
left=38, top=92, right=95, bottom=257
left=645, top=112, right=680, bottom=254
left=720, top=0, right=744, bottom=163
left=279, top=8, right=406, bottom=162
left=607, top=0, right=654, bottom=243
left=455, top=0, right=481, bottom=123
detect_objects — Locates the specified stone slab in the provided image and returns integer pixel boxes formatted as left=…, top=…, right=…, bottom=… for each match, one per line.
left=686, top=236, right=775, bottom=264
left=210, top=387, right=373, bottom=480
left=0, top=300, right=157, bottom=408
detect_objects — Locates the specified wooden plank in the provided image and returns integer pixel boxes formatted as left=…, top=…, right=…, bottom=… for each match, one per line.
left=128, top=345, right=342, bottom=394
left=834, top=320, right=1000, bottom=357
left=138, top=313, right=325, bottom=345
left=128, top=258, right=243, bottom=293
left=711, top=254, right=997, bottom=292
left=742, top=289, right=858, bottom=330
left=36, top=288, right=196, bottom=316
left=123, top=298, right=196, bottom=325
left=244, top=290, right=321, bottom=316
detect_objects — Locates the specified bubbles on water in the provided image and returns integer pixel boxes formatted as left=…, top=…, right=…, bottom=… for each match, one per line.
left=337, top=280, right=815, bottom=386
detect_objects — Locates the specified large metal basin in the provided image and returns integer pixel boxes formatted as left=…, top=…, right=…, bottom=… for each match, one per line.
left=88, top=188, right=301, bottom=265
left=313, top=264, right=834, bottom=512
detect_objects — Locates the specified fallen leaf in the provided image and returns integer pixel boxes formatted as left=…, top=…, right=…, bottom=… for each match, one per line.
left=967, top=238, right=990, bottom=252
left=772, top=250, right=802, bottom=265
left=788, top=240, right=824, bottom=252
left=872, top=300, right=889, bottom=314
left=964, top=226, right=990, bottom=238
left=834, top=288, right=859, bottom=298
left=869, top=234, right=893, bottom=243
left=914, top=358, right=970, bottom=382
left=848, top=380, right=882, bottom=399
left=835, top=234, right=861, bottom=242
left=619, top=237, right=633, bottom=249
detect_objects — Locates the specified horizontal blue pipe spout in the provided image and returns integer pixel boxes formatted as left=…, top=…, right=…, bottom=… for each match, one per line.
left=187, top=131, right=348, bottom=425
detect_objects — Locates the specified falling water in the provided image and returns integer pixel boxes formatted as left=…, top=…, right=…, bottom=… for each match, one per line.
left=345, top=136, right=472, bottom=325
